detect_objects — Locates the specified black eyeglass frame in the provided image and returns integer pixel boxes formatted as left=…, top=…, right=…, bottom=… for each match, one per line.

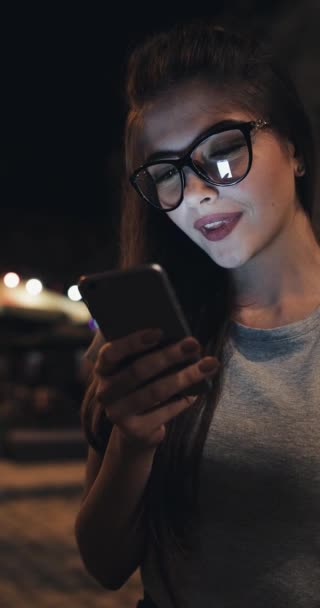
left=130, top=119, right=269, bottom=212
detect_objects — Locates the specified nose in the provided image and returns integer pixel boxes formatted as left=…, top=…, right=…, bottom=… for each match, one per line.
left=182, top=167, right=219, bottom=208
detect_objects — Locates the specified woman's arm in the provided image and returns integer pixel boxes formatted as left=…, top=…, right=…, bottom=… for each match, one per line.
left=75, top=328, right=217, bottom=590
left=75, top=426, right=156, bottom=590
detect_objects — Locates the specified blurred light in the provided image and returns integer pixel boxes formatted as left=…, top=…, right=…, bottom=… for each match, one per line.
left=26, top=278, right=43, bottom=296
left=67, top=285, right=82, bottom=301
left=88, top=318, right=99, bottom=331
left=4, top=272, right=20, bottom=288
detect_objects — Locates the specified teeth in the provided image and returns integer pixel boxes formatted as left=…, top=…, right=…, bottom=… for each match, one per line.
left=204, top=220, right=226, bottom=229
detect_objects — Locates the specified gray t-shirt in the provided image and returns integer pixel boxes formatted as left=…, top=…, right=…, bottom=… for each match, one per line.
left=140, top=305, right=320, bottom=607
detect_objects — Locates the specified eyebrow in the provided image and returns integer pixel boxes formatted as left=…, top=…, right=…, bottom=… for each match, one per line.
left=144, top=119, right=243, bottom=164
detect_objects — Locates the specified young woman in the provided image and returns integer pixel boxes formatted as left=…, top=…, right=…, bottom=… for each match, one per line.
left=75, top=19, right=320, bottom=607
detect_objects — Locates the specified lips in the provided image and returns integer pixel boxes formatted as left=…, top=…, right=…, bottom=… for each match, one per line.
left=194, top=212, right=243, bottom=231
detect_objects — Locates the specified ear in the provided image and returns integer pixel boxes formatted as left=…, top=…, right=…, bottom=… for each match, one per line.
left=294, top=162, right=306, bottom=177
left=288, top=141, right=305, bottom=177
left=294, top=153, right=306, bottom=177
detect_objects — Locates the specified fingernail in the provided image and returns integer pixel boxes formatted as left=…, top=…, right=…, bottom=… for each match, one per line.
left=181, top=338, right=200, bottom=353
left=141, top=329, right=163, bottom=345
left=198, top=357, right=219, bottom=373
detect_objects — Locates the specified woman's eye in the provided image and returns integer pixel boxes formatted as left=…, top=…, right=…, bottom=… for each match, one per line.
left=154, top=167, right=178, bottom=184
left=209, top=142, right=245, bottom=160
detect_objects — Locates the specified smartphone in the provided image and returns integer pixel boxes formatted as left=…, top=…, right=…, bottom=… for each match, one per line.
left=78, top=263, right=211, bottom=397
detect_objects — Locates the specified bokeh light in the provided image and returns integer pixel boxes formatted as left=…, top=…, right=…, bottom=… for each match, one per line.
left=26, top=278, right=43, bottom=296
left=3, top=272, right=20, bottom=288
left=88, top=318, right=99, bottom=330
left=67, top=285, right=82, bottom=301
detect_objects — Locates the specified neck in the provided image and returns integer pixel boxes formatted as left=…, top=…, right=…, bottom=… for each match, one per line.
left=230, top=208, right=320, bottom=323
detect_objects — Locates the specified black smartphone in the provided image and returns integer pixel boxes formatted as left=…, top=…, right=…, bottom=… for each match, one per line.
left=78, top=263, right=211, bottom=397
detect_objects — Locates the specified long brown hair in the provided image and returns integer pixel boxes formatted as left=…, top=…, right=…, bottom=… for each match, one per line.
left=81, top=18, right=316, bottom=606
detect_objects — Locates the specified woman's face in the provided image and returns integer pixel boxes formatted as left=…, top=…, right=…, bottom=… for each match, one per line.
left=139, top=80, right=301, bottom=270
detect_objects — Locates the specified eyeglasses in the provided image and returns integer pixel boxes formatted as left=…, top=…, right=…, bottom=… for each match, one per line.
left=130, top=119, right=269, bottom=211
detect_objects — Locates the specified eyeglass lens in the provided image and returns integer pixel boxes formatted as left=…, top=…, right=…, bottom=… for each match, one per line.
left=135, top=128, right=250, bottom=209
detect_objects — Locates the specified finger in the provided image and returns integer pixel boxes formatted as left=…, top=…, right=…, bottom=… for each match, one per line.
left=94, top=328, right=164, bottom=376
left=96, top=337, right=201, bottom=405
left=106, top=356, right=219, bottom=422
left=119, top=395, right=198, bottom=442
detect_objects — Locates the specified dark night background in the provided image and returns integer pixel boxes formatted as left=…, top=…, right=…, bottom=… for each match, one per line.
left=1, top=1, right=320, bottom=296
left=1, top=6, right=320, bottom=605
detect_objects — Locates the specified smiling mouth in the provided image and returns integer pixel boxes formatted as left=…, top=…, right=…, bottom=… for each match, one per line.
left=194, top=211, right=243, bottom=230
left=197, top=212, right=243, bottom=241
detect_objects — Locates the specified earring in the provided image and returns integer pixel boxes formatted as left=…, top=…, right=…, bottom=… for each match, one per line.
left=295, top=163, right=305, bottom=177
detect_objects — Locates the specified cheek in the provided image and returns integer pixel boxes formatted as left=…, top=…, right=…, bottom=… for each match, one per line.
left=167, top=208, right=186, bottom=230
left=238, top=149, right=296, bottom=216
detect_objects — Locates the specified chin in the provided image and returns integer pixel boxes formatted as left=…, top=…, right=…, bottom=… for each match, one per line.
left=210, top=251, right=251, bottom=269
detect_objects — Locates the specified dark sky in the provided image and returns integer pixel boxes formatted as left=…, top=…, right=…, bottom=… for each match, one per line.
left=2, top=4, right=283, bottom=214
left=1, top=1, right=318, bottom=290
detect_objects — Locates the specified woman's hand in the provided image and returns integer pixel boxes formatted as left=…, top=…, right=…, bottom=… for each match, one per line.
left=93, top=329, right=219, bottom=450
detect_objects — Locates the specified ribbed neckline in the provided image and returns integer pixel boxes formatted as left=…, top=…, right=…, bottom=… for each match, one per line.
left=230, top=304, right=320, bottom=342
